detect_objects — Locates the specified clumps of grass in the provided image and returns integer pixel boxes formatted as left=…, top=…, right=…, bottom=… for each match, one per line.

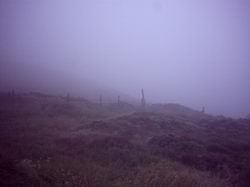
left=14, top=156, right=111, bottom=187
left=12, top=156, right=231, bottom=187
left=86, top=136, right=155, bottom=168
left=120, top=161, right=231, bottom=187
left=147, top=134, right=242, bottom=185
left=79, top=120, right=118, bottom=133
left=148, top=134, right=206, bottom=157
left=1, top=93, right=249, bottom=186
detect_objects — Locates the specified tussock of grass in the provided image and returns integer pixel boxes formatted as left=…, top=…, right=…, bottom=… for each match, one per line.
left=1, top=93, right=249, bottom=186
left=124, top=161, right=231, bottom=187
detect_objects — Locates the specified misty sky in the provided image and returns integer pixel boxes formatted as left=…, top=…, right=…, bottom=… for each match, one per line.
left=0, top=0, right=250, bottom=117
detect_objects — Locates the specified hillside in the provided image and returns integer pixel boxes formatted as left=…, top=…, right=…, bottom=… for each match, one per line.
left=0, top=92, right=250, bottom=186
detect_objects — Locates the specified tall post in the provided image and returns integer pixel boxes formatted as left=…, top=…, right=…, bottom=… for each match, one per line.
left=11, top=89, right=16, bottom=104
left=66, top=93, right=70, bottom=103
left=99, top=95, right=103, bottom=106
left=11, top=89, right=15, bottom=97
left=118, top=95, right=120, bottom=106
left=201, top=106, right=205, bottom=113
left=141, top=88, right=146, bottom=110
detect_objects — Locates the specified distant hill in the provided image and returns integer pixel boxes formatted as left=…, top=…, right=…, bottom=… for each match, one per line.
left=0, top=62, right=136, bottom=104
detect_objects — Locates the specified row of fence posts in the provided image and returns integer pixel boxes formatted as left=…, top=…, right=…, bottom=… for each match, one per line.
left=65, top=88, right=147, bottom=109
left=9, top=89, right=250, bottom=118
left=64, top=89, right=209, bottom=113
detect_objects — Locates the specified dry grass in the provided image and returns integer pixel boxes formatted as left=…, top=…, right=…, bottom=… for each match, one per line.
left=1, top=93, right=249, bottom=186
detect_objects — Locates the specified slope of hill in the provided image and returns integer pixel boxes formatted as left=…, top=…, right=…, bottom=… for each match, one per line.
left=0, top=92, right=249, bottom=186
left=150, top=103, right=211, bottom=119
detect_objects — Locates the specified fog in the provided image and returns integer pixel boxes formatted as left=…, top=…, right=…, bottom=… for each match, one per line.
left=0, top=0, right=250, bottom=117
